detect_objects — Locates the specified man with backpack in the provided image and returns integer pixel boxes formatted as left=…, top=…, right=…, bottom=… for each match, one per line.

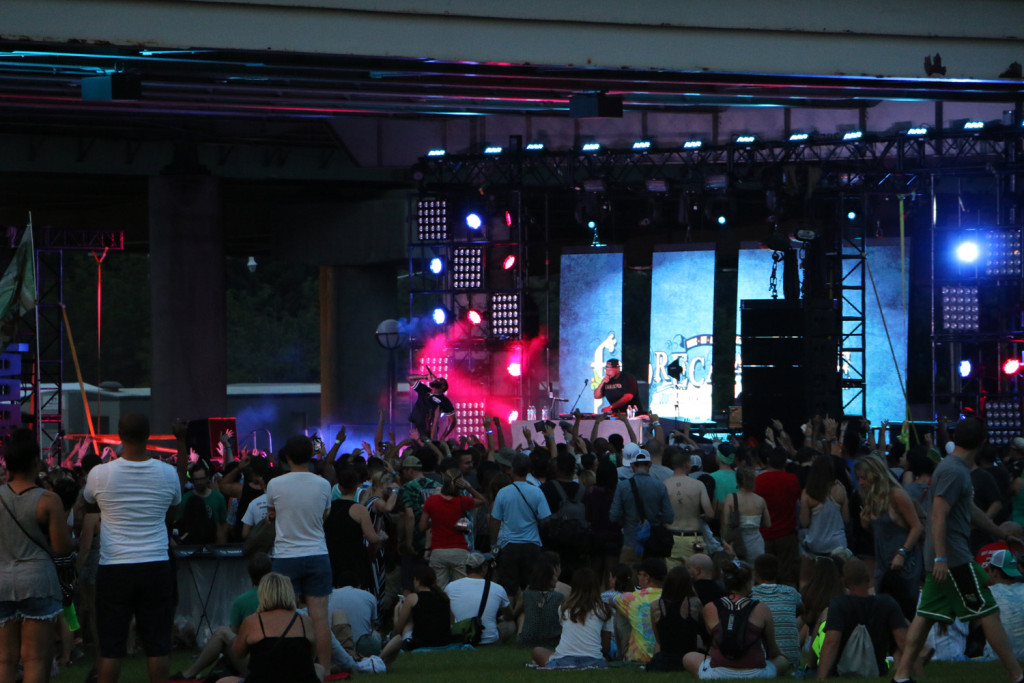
left=815, top=557, right=908, bottom=680
left=541, top=452, right=589, bottom=574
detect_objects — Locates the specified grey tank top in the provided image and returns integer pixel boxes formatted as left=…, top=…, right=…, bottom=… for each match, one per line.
left=0, top=485, right=61, bottom=602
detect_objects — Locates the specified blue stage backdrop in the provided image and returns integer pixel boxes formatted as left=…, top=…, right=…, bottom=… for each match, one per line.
left=647, top=245, right=717, bottom=421
left=858, top=240, right=909, bottom=423
left=559, top=249, right=623, bottom=414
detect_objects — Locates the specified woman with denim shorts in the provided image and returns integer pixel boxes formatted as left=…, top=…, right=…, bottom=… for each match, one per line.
left=0, top=429, right=73, bottom=682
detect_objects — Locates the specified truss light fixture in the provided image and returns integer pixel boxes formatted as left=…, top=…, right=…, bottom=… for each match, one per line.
left=987, top=397, right=1023, bottom=446
left=417, top=198, right=448, bottom=241
left=964, top=121, right=985, bottom=130
left=940, top=285, right=979, bottom=332
left=788, top=132, right=809, bottom=142
left=683, top=140, right=703, bottom=149
left=465, top=212, right=483, bottom=230
left=427, top=149, right=446, bottom=157
left=525, top=142, right=545, bottom=151
left=484, top=146, right=503, bottom=154
left=428, top=257, right=444, bottom=275
left=981, top=229, right=1022, bottom=277
left=907, top=127, right=928, bottom=136
left=452, top=247, right=483, bottom=289
left=958, top=359, right=972, bottom=378
left=582, top=142, right=601, bottom=152
left=431, top=307, right=447, bottom=325
left=735, top=135, right=756, bottom=144
left=645, top=179, right=669, bottom=193
left=842, top=131, right=863, bottom=141
left=632, top=140, right=651, bottom=150
left=956, top=240, right=980, bottom=263
left=491, top=293, right=520, bottom=338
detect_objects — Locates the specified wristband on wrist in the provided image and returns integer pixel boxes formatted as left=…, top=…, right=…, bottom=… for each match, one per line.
left=897, top=547, right=908, bottom=558
left=334, top=439, right=342, bottom=445
left=934, top=556, right=947, bottom=563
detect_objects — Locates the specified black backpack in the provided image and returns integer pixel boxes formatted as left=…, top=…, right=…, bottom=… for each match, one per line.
left=714, top=596, right=758, bottom=660
left=546, top=481, right=589, bottom=552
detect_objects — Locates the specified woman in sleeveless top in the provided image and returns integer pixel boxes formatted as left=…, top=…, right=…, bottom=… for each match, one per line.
left=217, top=572, right=322, bottom=683
left=325, top=469, right=386, bottom=591
left=720, top=466, right=770, bottom=563
left=854, top=454, right=923, bottom=614
left=683, top=561, right=788, bottom=679
left=363, top=470, right=399, bottom=618
left=0, top=429, right=72, bottom=683
left=648, top=566, right=704, bottom=671
left=380, top=565, right=454, bottom=664
left=798, top=455, right=849, bottom=588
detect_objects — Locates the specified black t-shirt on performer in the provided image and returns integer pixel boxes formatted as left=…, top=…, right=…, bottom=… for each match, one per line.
left=598, top=372, right=641, bottom=411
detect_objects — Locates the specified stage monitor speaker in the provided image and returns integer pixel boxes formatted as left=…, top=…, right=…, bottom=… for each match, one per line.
left=186, top=417, right=238, bottom=462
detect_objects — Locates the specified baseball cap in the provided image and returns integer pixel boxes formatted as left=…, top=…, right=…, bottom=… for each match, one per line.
left=465, top=552, right=490, bottom=570
left=622, top=442, right=641, bottom=465
left=632, top=448, right=652, bottom=464
left=987, top=549, right=1022, bottom=578
left=606, top=359, right=620, bottom=368
left=690, top=455, right=704, bottom=470
left=401, top=455, right=423, bottom=469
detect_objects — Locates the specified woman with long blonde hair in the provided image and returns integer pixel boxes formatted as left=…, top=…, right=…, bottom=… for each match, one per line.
left=854, top=453, right=923, bottom=608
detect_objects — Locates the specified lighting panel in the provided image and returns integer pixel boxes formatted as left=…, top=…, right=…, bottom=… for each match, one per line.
left=941, top=285, right=979, bottom=332
left=417, top=198, right=448, bottom=241
left=491, top=293, right=520, bottom=338
left=452, top=247, right=483, bottom=289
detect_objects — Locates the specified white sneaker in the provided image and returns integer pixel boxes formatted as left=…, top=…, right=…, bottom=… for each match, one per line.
left=355, top=655, right=387, bottom=674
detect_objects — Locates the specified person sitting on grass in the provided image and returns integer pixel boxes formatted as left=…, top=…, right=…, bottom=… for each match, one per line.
left=647, top=565, right=705, bottom=671
left=380, top=566, right=454, bottom=664
left=173, top=552, right=273, bottom=680
left=532, top=568, right=613, bottom=669
left=516, top=560, right=564, bottom=649
left=217, top=572, right=323, bottom=683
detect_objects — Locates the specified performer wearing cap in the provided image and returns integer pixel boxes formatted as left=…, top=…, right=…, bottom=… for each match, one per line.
left=407, top=370, right=457, bottom=440
left=594, top=358, right=642, bottom=414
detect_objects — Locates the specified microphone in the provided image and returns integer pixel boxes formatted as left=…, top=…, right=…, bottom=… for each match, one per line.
left=551, top=397, right=568, bottom=402
left=583, top=379, right=590, bottom=386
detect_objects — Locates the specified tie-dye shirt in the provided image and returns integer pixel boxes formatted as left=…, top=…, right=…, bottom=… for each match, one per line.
left=614, top=587, right=662, bottom=662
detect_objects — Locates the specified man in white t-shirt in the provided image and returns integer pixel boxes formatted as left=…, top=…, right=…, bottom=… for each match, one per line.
left=83, top=413, right=182, bottom=683
left=444, top=553, right=514, bottom=645
left=266, top=435, right=333, bottom=669
left=240, top=492, right=269, bottom=536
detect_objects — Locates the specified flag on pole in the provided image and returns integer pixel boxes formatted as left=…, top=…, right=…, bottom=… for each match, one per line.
left=0, top=227, right=36, bottom=348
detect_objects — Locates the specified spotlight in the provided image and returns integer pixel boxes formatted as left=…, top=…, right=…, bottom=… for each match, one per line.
left=735, top=135, right=756, bottom=144
left=582, top=142, right=601, bottom=152
left=683, top=140, right=702, bottom=149
left=958, top=359, right=972, bottom=378
left=788, top=132, right=809, bottom=142
left=587, top=220, right=596, bottom=229
left=525, top=142, right=545, bottom=151
left=466, top=309, right=483, bottom=325
left=717, top=215, right=727, bottom=225
left=847, top=211, right=858, bottom=221
left=907, top=127, right=928, bottom=136
left=956, top=241, right=980, bottom=263
left=427, top=149, right=446, bottom=157
left=432, top=307, right=447, bottom=325
left=843, top=131, right=863, bottom=141
left=506, top=362, right=522, bottom=377
left=465, top=213, right=483, bottom=230
left=504, top=210, right=513, bottom=227
left=484, top=146, right=502, bottom=154
left=428, top=257, right=444, bottom=274
left=632, top=141, right=651, bottom=150
left=1003, top=358, right=1021, bottom=376
left=964, top=121, right=985, bottom=130
left=502, top=254, right=516, bottom=270
left=508, top=410, right=519, bottom=423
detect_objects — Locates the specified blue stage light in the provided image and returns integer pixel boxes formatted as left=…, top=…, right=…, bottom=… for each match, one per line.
left=465, top=213, right=483, bottom=230
left=632, top=141, right=651, bottom=150
left=843, top=131, right=863, bottom=141
left=717, top=215, right=727, bottom=225
left=956, top=241, right=979, bottom=263
left=958, top=359, right=972, bottom=378
left=427, top=149, right=446, bottom=157
left=582, top=142, right=601, bottom=152
left=432, top=308, right=447, bottom=325
left=789, top=132, right=809, bottom=142
left=428, top=257, right=443, bottom=274
left=847, top=211, right=857, bottom=221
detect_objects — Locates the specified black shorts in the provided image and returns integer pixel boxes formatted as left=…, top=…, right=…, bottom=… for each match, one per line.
left=96, top=560, right=176, bottom=658
left=495, top=542, right=541, bottom=597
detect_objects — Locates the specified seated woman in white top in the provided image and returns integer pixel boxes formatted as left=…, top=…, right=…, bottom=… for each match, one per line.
left=531, top=568, right=612, bottom=669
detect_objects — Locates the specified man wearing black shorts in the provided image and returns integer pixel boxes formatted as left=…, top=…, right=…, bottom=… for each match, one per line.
left=891, top=416, right=1024, bottom=683
left=83, top=414, right=182, bottom=683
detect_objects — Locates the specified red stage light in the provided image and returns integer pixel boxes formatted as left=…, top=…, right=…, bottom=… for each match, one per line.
left=505, top=210, right=513, bottom=227
left=502, top=254, right=516, bottom=270
left=506, top=362, right=522, bottom=377
left=1003, top=358, right=1021, bottom=375
left=467, top=309, right=483, bottom=325
left=508, top=410, right=519, bottom=423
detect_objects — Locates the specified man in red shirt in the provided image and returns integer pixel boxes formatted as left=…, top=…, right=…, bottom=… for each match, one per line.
left=755, top=447, right=802, bottom=586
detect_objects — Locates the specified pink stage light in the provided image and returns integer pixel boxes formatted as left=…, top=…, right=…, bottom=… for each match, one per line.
left=467, top=309, right=483, bottom=325
left=506, top=361, right=522, bottom=377
left=502, top=254, right=516, bottom=270
left=505, top=210, right=513, bottom=227
left=508, top=410, right=519, bottom=423
left=1003, top=358, right=1021, bottom=375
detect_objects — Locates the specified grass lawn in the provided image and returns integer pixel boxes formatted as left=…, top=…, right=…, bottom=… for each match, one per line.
left=58, top=645, right=1012, bottom=682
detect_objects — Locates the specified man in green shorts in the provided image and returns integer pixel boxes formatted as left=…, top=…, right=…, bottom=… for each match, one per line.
left=891, top=416, right=1024, bottom=683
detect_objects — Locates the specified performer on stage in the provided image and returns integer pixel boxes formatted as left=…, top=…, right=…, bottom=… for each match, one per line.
left=594, top=358, right=642, bottom=413
left=407, top=370, right=458, bottom=439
